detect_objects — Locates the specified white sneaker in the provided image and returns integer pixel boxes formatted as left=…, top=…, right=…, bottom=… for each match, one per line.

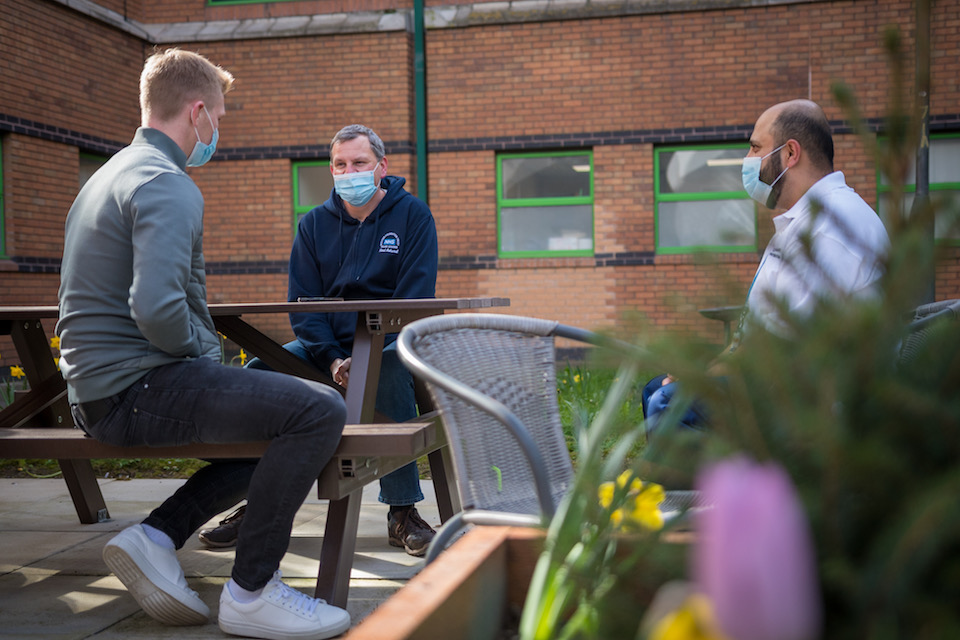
left=218, top=570, right=351, bottom=640
left=102, top=524, right=210, bottom=626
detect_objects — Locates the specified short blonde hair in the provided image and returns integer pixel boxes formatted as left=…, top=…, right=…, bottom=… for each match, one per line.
left=139, top=48, right=235, bottom=122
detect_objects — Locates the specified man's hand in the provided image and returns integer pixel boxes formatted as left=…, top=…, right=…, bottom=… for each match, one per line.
left=331, top=357, right=352, bottom=388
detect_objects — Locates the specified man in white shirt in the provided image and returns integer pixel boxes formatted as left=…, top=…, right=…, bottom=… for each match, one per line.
left=643, top=99, right=889, bottom=436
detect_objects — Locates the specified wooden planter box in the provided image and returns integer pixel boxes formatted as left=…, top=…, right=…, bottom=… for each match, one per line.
left=347, top=526, right=543, bottom=640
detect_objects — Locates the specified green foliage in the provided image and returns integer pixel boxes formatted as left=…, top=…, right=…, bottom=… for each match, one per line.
left=0, top=457, right=209, bottom=479
left=556, top=363, right=651, bottom=463
left=521, top=361, right=686, bottom=640
left=637, top=36, right=960, bottom=640
left=523, top=25, right=960, bottom=640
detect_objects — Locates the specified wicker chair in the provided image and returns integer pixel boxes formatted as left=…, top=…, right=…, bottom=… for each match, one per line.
left=898, top=299, right=960, bottom=367
left=397, top=313, right=631, bottom=563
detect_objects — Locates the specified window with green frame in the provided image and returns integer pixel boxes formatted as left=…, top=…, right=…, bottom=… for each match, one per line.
left=877, top=133, right=960, bottom=244
left=497, top=151, right=594, bottom=257
left=292, top=160, right=333, bottom=231
left=654, top=143, right=757, bottom=254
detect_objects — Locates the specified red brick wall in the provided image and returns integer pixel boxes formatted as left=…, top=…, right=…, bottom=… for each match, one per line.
left=1, top=0, right=143, bottom=141
left=594, top=144, right=655, bottom=255
left=428, top=150, right=498, bottom=257
left=193, top=159, right=296, bottom=265
left=179, top=31, right=414, bottom=150
left=3, top=0, right=959, bottom=375
left=3, top=135, right=76, bottom=259
left=423, top=4, right=912, bottom=142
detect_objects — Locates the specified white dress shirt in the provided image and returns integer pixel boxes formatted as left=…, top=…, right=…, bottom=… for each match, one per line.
left=745, top=171, right=890, bottom=336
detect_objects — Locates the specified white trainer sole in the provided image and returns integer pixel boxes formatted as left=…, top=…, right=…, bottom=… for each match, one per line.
left=103, top=540, right=209, bottom=626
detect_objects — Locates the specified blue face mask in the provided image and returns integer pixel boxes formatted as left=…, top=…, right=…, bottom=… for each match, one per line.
left=333, top=162, right=381, bottom=206
left=186, top=107, right=219, bottom=167
left=742, top=143, right=788, bottom=208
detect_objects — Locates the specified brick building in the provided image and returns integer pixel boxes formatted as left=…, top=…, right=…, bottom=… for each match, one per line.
left=2, top=0, right=959, bottom=370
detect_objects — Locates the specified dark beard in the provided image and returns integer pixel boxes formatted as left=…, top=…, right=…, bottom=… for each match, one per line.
left=761, top=151, right=785, bottom=209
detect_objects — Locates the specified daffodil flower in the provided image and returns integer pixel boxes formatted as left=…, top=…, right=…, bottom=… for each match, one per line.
left=49, top=336, right=60, bottom=350
left=10, top=365, right=25, bottom=379
left=239, top=349, right=248, bottom=365
left=649, top=594, right=729, bottom=640
left=598, top=470, right=664, bottom=532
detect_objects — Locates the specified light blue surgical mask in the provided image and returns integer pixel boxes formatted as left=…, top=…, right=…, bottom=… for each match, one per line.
left=333, top=162, right=381, bottom=206
left=186, top=107, right=219, bottom=167
left=742, top=143, right=788, bottom=208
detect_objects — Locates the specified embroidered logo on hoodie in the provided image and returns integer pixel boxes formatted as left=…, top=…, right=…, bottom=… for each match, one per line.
left=379, top=232, right=400, bottom=254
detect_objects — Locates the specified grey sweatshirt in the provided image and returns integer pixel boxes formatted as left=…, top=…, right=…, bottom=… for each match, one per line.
left=56, top=127, right=220, bottom=404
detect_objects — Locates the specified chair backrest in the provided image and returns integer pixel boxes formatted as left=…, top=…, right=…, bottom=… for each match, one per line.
left=398, top=314, right=599, bottom=520
left=899, top=299, right=960, bottom=367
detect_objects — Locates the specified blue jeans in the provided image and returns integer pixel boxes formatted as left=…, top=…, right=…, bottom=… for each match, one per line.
left=79, top=357, right=346, bottom=591
left=248, top=339, right=424, bottom=506
left=641, top=373, right=710, bottom=439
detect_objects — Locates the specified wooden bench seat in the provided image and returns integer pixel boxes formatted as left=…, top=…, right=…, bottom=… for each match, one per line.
left=0, top=421, right=435, bottom=460
left=0, top=416, right=444, bottom=521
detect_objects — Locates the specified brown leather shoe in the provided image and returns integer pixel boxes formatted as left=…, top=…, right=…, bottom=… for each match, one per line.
left=198, top=505, right=245, bottom=549
left=387, top=507, right=436, bottom=557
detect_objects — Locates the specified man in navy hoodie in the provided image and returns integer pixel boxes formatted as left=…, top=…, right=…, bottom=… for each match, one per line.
left=202, top=124, right=440, bottom=556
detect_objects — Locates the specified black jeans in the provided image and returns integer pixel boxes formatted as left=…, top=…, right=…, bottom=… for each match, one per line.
left=83, top=358, right=346, bottom=591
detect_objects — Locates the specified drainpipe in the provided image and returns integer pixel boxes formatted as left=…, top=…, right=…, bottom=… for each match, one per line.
left=414, top=0, right=429, bottom=203
left=912, top=0, right=933, bottom=302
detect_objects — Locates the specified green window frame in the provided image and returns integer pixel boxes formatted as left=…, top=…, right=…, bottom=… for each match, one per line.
left=292, top=160, right=333, bottom=232
left=654, top=143, right=757, bottom=255
left=496, top=150, right=594, bottom=258
left=877, top=132, right=960, bottom=245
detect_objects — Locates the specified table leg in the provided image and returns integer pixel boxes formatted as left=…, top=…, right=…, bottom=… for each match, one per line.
left=344, top=314, right=386, bottom=424
left=413, top=377, right=460, bottom=523
left=9, top=318, right=71, bottom=427
left=427, top=446, right=459, bottom=523
left=6, top=318, right=109, bottom=523
left=213, top=315, right=334, bottom=386
left=59, top=458, right=110, bottom=523
left=314, top=490, right=362, bottom=608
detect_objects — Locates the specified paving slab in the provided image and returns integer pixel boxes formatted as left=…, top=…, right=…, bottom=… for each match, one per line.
left=0, top=476, right=438, bottom=637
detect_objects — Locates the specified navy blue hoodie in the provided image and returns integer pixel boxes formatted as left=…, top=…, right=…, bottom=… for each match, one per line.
left=288, top=175, right=438, bottom=370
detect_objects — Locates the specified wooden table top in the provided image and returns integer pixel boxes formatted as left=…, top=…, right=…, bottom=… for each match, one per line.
left=0, top=297, right=511, bottom=320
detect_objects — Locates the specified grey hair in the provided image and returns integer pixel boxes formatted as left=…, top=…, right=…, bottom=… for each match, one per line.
left=330, top=124, right=385, bottom=161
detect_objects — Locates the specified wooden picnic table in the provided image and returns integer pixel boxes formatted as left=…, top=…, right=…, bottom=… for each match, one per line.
left=0, top=296, right=510, bottom=607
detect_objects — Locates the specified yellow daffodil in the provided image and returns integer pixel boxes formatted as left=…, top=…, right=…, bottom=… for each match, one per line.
left=599, top=481, right=615, bottom=508
left=628, top=482, right=665, bottom=531
left=649, top=595, right=729, bottom=640
left=617, top=469, right=643, bottom=492
left=239, top=349, right=248, bottom=365
left=49, top=336, right=60, bottom=350
left=598, top=471, right=664, bottom=532
left=573, top=373, right=581, bottom=383
left=11, top=365, right=25, bottom=379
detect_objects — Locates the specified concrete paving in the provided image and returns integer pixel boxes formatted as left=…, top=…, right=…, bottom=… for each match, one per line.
left=0, top=476, right=438, bottom=638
